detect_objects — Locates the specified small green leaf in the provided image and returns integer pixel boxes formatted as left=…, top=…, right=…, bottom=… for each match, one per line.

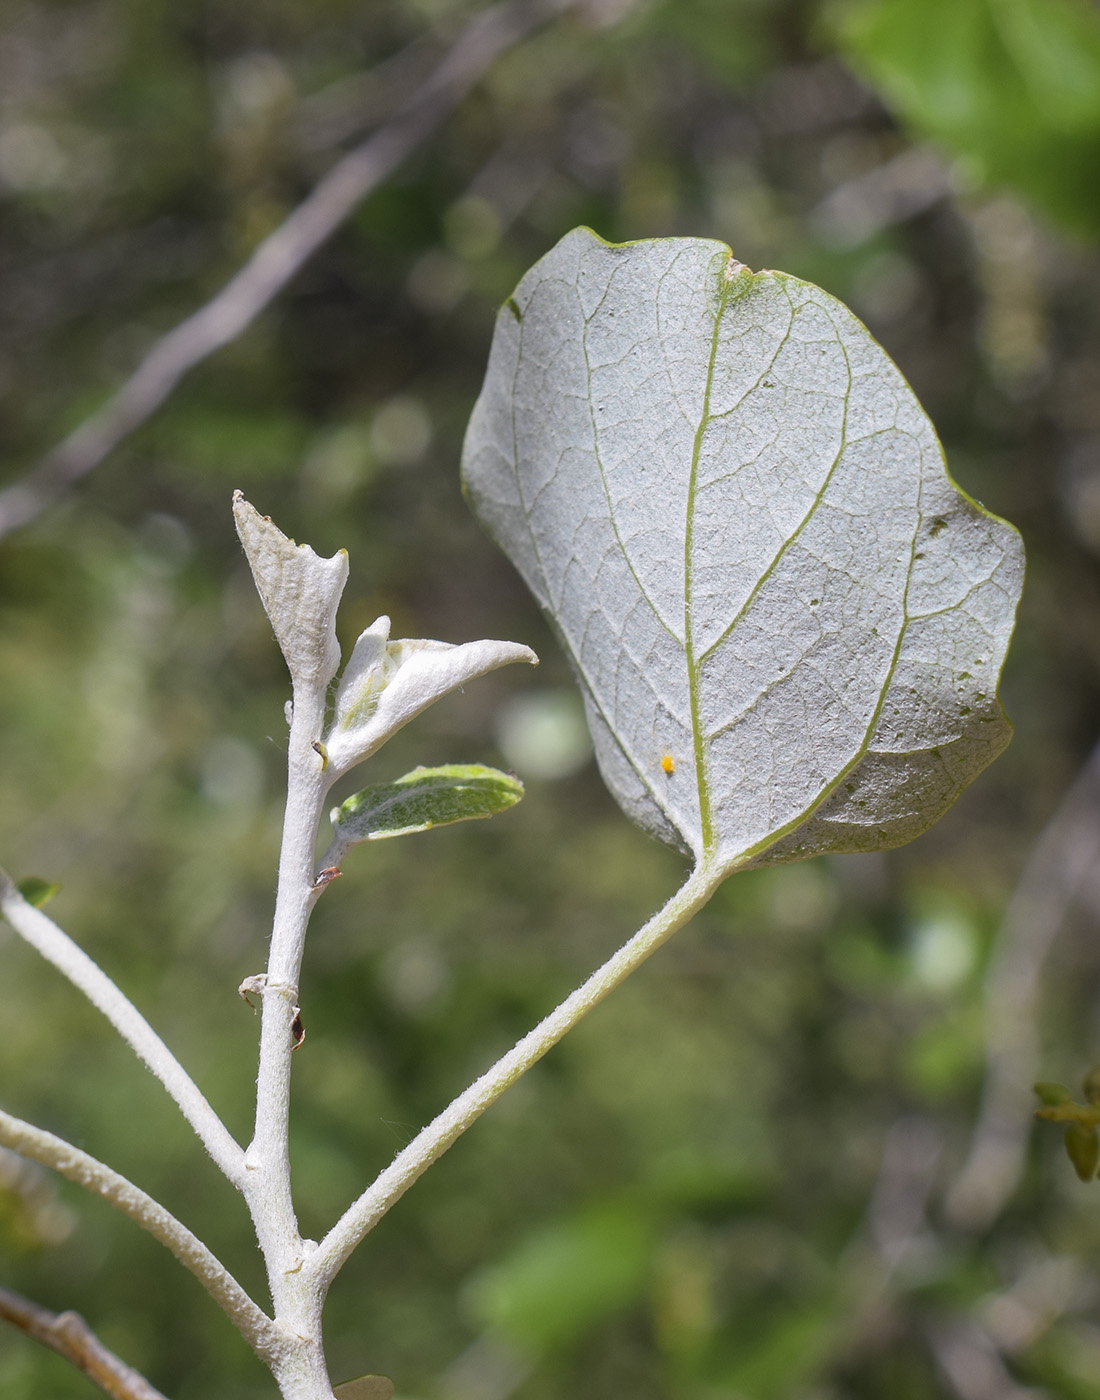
left=332, top=1377, right=394, bottom=1400
left=332, top=764, right=523, bottom=844
left=1082, top=1067, right=1100, bottom=1106
left=1034, top=1081, right=1074, bottom=1106
left=1065, top=1122, right=1100, bottom=1181
left=16, top=877, right=61, bottom=909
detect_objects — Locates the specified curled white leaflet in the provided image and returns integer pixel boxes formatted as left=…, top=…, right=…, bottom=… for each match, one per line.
left=325, top=615, right=537, bottom=777
left=233, top=491, right=349, bottom=690
left=332, top=616, right=395, bottom=730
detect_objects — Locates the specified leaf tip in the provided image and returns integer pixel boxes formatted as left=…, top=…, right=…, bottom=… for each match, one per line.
left=232, top=494, right=349, bottom=689
left=333, top=1377, right=394, bottom=1400
left=15, top=876, right=62, bottom=908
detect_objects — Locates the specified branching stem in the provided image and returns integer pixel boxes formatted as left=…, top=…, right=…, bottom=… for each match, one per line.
left=246, top=683, right=330, bottom=1289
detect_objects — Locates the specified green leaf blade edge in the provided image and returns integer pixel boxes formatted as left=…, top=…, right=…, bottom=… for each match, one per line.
left=17, top=877, right=61, bottom=908
left=332, top=764, right=524, bottom=845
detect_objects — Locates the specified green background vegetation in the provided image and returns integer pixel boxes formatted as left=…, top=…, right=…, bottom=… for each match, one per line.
left=2, top=0, right=1100, bottom=1396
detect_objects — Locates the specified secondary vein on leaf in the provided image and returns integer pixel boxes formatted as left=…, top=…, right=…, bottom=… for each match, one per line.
left=582, top=285, right=681, bottom=645
left=697, top=284, right=851, bottom=668
left=719, top=421, right=926, bottom=871
left=506, top=260, right=687, bottom=846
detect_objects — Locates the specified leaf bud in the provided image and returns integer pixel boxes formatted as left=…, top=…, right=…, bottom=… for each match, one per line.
left=1034, top=1081, right=1073, bottom=1106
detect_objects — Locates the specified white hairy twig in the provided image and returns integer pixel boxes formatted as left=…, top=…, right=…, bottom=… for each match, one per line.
left=0, top=870, right=244, bottom=1186
left=244, top=678, right=330, bottom=1288
left=228, top=494, right=545, bottom=1398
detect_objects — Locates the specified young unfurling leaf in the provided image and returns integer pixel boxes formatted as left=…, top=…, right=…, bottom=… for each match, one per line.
left=323, top=618, right=537, bottom=778
left=233, top=491, right=348, bottom=691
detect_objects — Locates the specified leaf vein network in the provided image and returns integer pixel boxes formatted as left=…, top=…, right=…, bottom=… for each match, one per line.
left=696, top=300, right=854, bottom=667
left=701, top=302, right=924, bottom=864
left=581, top=287, right=682, bottom=644
left=716, top=498, right=924, bottom=871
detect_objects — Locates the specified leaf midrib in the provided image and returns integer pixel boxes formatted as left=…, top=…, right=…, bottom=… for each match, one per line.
left=684, top=262, right=738, bottom=855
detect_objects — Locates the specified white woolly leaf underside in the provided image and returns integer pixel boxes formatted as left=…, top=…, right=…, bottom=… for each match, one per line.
left=462, top=228, right=1024, bottom=870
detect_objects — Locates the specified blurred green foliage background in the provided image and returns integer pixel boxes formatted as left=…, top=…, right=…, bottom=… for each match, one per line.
left=2, top=0, right=1100, bottom=1396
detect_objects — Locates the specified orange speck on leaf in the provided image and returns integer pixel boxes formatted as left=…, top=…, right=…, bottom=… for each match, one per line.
left=660, top=754, right=676, bottom=774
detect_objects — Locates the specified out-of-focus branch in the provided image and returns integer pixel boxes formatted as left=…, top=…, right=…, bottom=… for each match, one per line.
left=866, top=1115, right=942, bottom=1274
left=923, top=1319, right=1041, bottom=1400
left=839, top=1121, right=1046, bottom=1395
left=0, top=1283, right=169, bottom=1400
left=292, top=32, right=439, bottom=155
left=825, top=1115, right=943, bottom=1369
left=809, top=145, right=953, bottom=249
left=0, top=0, right=577, bottom=540
left=945, top=739, right=1100, bottom=1230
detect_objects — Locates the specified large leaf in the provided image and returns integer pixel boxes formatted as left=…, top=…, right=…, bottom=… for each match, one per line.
left=462, top=228, right=1023, bottom=874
